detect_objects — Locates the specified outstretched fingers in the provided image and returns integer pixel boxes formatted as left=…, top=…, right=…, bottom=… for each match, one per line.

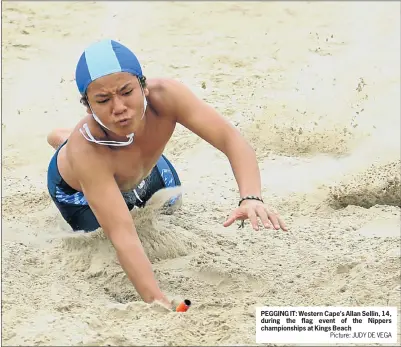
left=223, top=205, right=288, bottom=232
left=223, top=211, right=238, bottom=227
left=268, top=208, right=287, bottom=231
left=247, top=209, right=259, bottom=231
left=255, top=204, right=272, bottom=229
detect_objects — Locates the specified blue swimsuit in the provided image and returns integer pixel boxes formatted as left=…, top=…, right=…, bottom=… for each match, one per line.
left=47, top=140, right=181, bottom=232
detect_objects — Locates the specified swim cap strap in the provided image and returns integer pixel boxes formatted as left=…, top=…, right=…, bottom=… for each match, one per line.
left=79, top=124, right=134, bottom=147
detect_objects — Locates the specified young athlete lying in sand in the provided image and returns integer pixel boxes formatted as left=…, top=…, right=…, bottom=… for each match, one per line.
left=46, top=39, right=287, bottom=309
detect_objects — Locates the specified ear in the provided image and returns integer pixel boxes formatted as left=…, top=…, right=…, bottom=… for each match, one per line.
left=80, top=95, right=92, bottom=114
left=144, top=87, right=149, bottom=97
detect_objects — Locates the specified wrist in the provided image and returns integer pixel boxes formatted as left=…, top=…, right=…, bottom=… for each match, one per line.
left=154, top=295, right=172, bottom=309
left=238, top=195, right=264, bottom=206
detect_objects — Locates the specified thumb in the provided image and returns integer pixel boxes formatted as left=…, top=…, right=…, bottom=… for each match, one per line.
left=223, top=212, right=237, bottom=227
left=170, top=297, right=182, bottom=310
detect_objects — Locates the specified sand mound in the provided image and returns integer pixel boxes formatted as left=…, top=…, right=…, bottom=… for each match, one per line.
left=56, top=187, right=205, bottom=303
left=326, top=160, right=401, bottom=209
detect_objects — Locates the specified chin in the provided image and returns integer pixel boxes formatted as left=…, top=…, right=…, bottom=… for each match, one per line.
left=128, top=121, right=143, bottom=133
left=127, top=124, right=140, bottom=134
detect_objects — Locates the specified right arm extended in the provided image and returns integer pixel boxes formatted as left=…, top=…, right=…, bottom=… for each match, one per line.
left=70, top=146, right=171, bottom=308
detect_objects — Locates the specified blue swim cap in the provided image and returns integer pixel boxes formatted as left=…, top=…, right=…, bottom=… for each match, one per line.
left=75, top=39, right=143, bottom=95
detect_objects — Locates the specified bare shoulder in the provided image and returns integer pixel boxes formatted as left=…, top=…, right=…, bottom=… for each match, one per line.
left=146, top=78, right=202, bottom=118
left=66, top=123, right=113, bottom=178
left=147, top=77, right=185, bottom=95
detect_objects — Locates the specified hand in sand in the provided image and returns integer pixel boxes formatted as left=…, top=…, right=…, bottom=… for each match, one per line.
left=223, top=199, right=287, bottom=231
left=153, top=297, right=185, bottom=312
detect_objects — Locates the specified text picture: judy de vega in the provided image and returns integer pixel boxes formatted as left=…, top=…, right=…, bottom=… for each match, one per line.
left=256, top=307, right=398, bottom=344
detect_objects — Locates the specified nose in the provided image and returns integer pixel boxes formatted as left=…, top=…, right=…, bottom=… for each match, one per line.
left=112, top=95, right=127, bottom=115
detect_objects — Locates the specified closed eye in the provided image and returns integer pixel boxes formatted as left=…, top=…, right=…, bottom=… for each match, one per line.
left=95, top=89, right=132, bottom=103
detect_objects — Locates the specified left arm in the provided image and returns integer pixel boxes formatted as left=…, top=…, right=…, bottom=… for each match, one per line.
left=167, top=80, right=261, bottom=198
left=164, top=79, right=287, bottom=231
